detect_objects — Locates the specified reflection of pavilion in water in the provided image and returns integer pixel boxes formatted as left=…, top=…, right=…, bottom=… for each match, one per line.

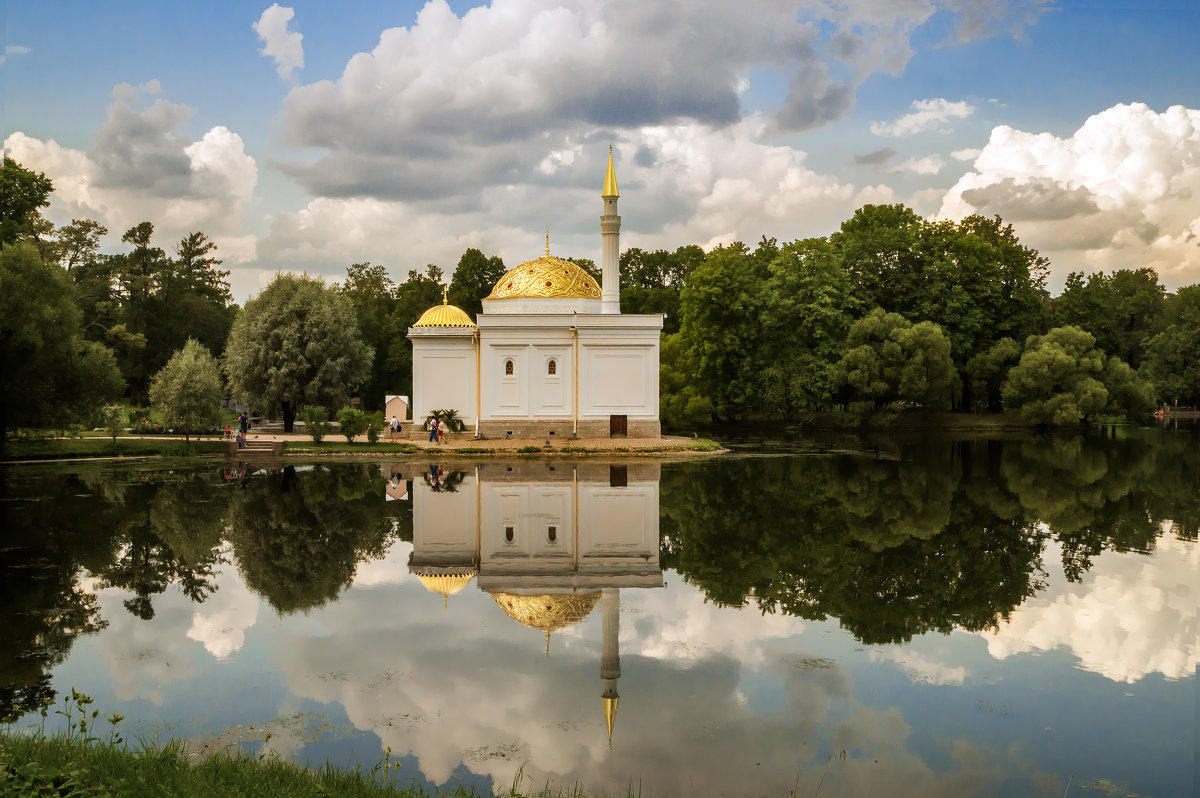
left=402, top=461, right=663, bottom=746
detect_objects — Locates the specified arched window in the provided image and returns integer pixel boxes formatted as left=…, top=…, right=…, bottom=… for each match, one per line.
left=547, top=525, right=558, bottom=544
left=504, top=359, right=514, bottom=376
left=547, top=359, right=557, bottom=376
left=504, top=525, right=515, bottom=544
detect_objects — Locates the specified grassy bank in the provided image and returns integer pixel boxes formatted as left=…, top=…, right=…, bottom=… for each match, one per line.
left=1, top=731, right=660, bottom=798
left=2, top=438, right=229, bottom=461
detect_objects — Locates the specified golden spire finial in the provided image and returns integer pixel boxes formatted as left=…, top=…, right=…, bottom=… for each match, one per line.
left=603, top=695, right=619, bottom=748
left=602, top=145, right=619, bottom=197
left=545, top=630, right=551, bottom=656
left=545, top=230, right=550, bottom=257
left=442, top=284, right=448, bottom=305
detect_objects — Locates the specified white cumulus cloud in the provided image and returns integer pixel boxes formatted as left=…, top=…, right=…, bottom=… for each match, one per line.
left=870, top=98, right=975, bottom=137
left=253, top=4, right=304, bottom=79
left=4, top=82, right=257, bottom=262
left=938, top=102, right=1200, bottom=286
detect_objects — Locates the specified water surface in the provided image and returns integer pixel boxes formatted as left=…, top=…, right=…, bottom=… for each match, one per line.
left=1, top=428, right=1195, bottom=797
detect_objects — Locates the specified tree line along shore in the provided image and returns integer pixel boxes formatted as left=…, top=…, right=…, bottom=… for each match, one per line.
left=3, top=156, right=1198, bottom=449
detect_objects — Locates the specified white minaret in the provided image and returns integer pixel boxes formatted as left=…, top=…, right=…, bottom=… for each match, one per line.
left=600, top=146, right=621, bottom=314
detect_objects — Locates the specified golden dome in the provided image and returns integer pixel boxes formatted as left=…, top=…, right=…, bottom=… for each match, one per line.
left=486, top=237, right=601, bottom=300
left=491, top=592, right=600, bottom=632
left=413, top=290, right=476, bottom=328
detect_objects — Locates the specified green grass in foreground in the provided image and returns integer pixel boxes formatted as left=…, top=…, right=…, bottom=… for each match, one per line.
left=3, top=438, right=229, bottom=461
left=1, top=732, right=662, bottom=798
left=0, top=692, right=667, bottom=798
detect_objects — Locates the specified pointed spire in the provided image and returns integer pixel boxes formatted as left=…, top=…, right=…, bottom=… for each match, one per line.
left=441, top=284, right=448, bottom=305
left=602, top=144, right=619, bottom=198
left=546, top=629, right=551, bottom=656
left=603, top=694, right=619, bottom=748
left=545, top=230, right=550, bottom=257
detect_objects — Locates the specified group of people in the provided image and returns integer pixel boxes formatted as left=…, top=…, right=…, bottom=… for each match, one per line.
left=425, top=416, right=450, bottom=445
left=225, top=411, right=252, bottom=448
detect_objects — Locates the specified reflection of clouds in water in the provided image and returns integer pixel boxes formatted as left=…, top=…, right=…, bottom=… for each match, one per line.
left=622, top=582, right=805, bottom=664
left=982, top=536, right=1198, bottom=682
left=277, top=579, right=1058, bottom=797
left=351, top=540, right=415, bottom=588
left=869, top=646, right=967, bottom=686
left=186, top=561, right=259, bottom=660
left=93, top=587, right=199, bottom=704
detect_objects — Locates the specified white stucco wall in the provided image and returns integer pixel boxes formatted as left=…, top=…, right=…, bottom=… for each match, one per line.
left=410, top=330, right=477, bottom=425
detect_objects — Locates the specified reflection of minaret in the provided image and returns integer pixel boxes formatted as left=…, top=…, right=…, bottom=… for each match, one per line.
left=600, top=587, right=620, bottom=748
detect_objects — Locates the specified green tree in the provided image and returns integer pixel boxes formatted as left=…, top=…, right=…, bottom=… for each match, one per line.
left=1141, top=284, right=1200, bottom=406
left=620, top=245, right=704, bottom=334
left=1102, top=355, right=1154, bottom=419
left=0, top=157, right=53, bottom=246
left=1054, top=268, right=1165, bottom=366
left=0, top=243, right=123, bottom=442
left=149, top=339, right=224, bottom=441
left=964, top=337, right=1021, bottom=413
left=448, top=248, right=505, bottom=318
left=676, top=242, right=771, bottom=420
left=659, top=333, right=710, bottom=427
left=832, top=206, right=1048, bottom=408
left=1001, top=326, right=1108, bottom=426
left=833, top=309, right=959, bottom=412
left=224, top=273, right=372, bottom=432
left=757, top=238, right=859, bottom=415
left=340, top=262, right=397, bottom=411
left=337, top=407, right=368, bottom=442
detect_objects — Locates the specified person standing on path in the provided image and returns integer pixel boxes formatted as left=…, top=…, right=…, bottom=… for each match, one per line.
left=437, top=418, right=449, bottom=445
left=427, top=416, right=439, bottom=444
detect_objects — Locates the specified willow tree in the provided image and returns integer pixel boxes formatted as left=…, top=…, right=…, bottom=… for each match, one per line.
left=224, top=273, right=372, bottom=432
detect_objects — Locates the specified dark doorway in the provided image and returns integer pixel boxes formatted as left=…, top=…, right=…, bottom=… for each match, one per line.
left=609, top=414, right=627, bottom=438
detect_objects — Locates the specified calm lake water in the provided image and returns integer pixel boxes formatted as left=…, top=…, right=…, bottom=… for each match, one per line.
left=2, top=427, right=1196, bottom=797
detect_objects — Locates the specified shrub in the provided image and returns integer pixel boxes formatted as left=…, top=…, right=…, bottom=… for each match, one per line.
left=365, top=411, right=385, bottom=444
left=98, top=406, right=125, bottom=441
left=298, top=405, right=330, bottom=442
left=337, top=408, right=368, bottom=442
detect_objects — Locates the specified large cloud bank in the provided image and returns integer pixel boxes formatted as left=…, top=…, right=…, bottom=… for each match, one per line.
left=940, top=103, right=1200, bottom=286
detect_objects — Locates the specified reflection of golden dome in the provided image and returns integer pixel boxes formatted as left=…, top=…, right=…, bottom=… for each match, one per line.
left=486, top=255, right=601, bottom=300
left=491, top=592, right=600, bottom=632
left=415, top=571, right=477, bottom=598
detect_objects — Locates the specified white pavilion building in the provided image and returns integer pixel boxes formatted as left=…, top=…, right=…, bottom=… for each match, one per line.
left=407, top=150, right=663, bottom=439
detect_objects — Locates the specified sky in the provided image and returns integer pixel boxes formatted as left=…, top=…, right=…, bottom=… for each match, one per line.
left=5, top=0, right=1200, bottom=301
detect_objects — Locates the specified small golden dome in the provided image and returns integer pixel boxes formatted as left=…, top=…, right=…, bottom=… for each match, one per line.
left=491, top=592, right=601, bottom=632
left=413, top=290, right=476, bottom=328
left=486, top=247, right=602, bottom=300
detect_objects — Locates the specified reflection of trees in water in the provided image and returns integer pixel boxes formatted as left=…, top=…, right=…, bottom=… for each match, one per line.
left=1000, top=432, right=1185, bottom=581
left=0, top=471, right=128, bottom=721
left=95, top=477, right=230, bottom=618
left=228, top=465, right=393, bottom=615
left=0, top=468, right=233, bottom=720
left=663, top=430, right=1195, bottom=644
